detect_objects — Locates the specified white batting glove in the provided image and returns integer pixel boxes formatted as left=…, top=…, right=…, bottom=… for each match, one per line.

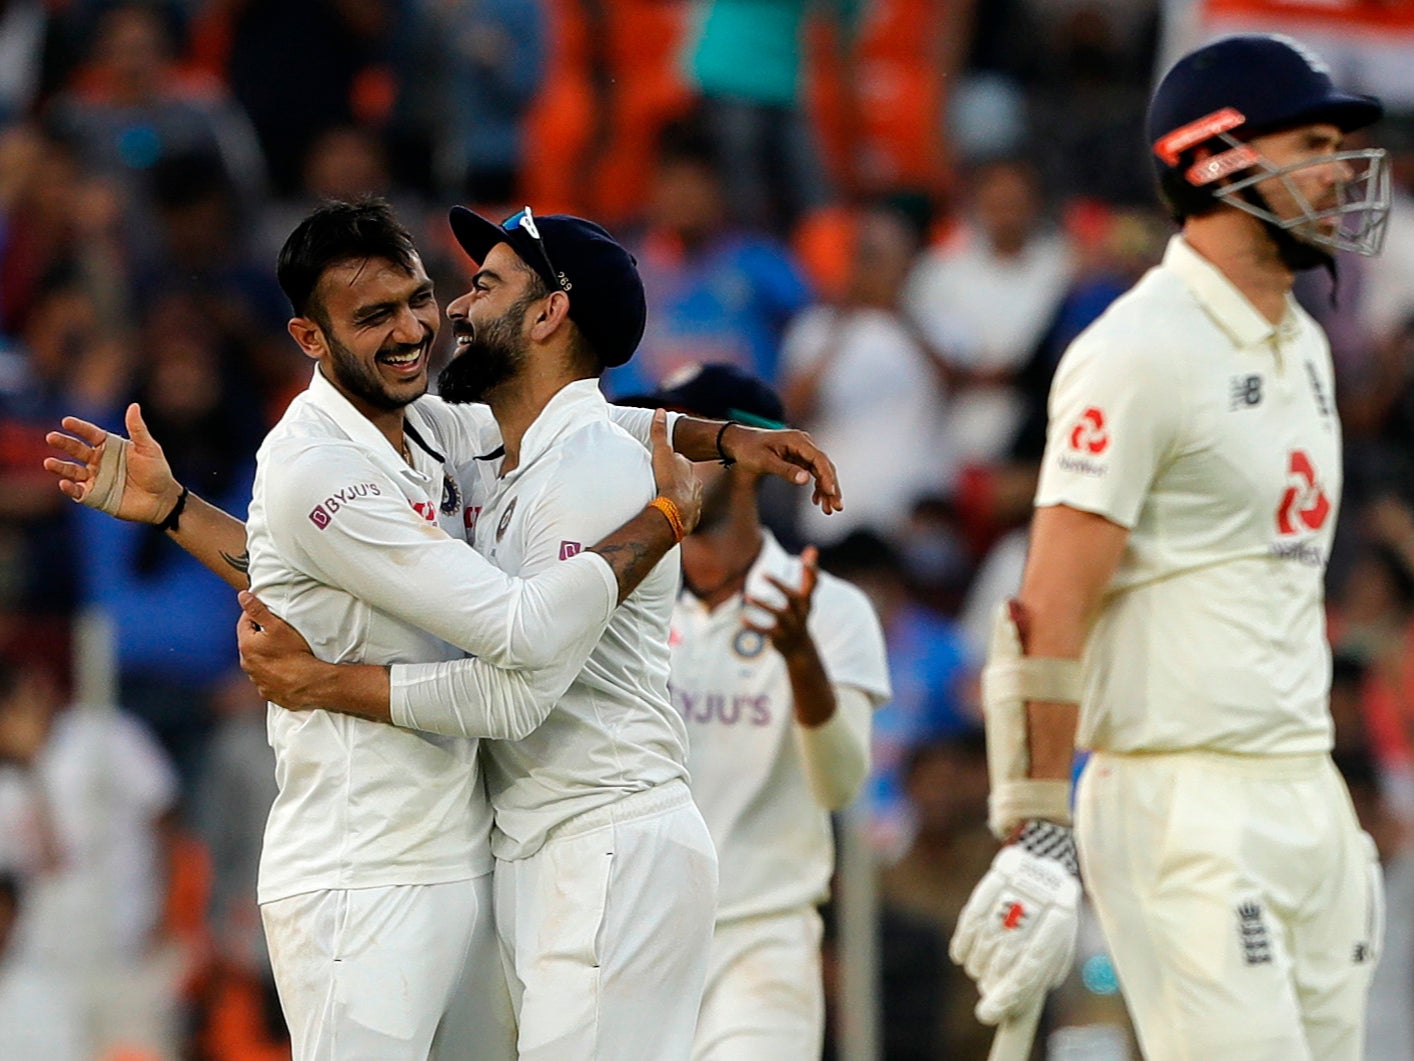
left=950, top=820, right=1081, bottom=1026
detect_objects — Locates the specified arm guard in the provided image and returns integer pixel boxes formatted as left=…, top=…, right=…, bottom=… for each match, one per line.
left=982, top=601, right=1082, bottom=839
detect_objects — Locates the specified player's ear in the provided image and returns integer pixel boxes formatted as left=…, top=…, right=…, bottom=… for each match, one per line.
left=288, top=317, right=325, bottom=361
left=528, top=290, right=572, bottom=343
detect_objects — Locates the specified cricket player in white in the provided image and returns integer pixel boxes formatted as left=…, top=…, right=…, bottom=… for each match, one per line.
left=949, top=35, right=1391, bottom=1061
left=623, top=363, right=891, bottom=1059
left=241, top=207, right=723, bottom=1058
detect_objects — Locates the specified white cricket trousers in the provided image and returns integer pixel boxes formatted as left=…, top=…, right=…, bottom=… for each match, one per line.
left=692, top=907, right=824, bottom=1060
left=1077, top=750, right=1382, bottom=1061
left=261, top=874, right=515, bottom=1061
left=495, top=779, right=719, bottom=1060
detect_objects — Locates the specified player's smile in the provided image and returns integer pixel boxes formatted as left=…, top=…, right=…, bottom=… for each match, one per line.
left=375, top=335, right=430, bottom=379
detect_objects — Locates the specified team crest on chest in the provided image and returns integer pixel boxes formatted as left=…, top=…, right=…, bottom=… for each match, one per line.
left=441, top=472, right=462, bottom=516
left=496, top=498, right=517, bottom=543
left=733, top=628, right=766, bottom=659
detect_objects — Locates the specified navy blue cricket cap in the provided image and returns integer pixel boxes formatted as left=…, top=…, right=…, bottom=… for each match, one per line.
left=1147, top=34, right=1382, bottom=168
left=448, top=205, right=647, bottom=368
left=619, top=362, right=786, bottom=429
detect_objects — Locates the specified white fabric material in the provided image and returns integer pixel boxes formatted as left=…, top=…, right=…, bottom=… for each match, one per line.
left=448, top=379, right=689, bottom=861
left=693, top=908, right=825, bottom=1060
left=261, top=876, right=511, bottom=1061
left=384, top=400, right=677, bottom=742
left=9, top=708, right=177, bottom=961
left=795, top=686, right=873, bottom=811
left=1036, top=236, right=1340, bottom=757
left=672, top=533, right=890, bottom=923
left=950, top=843, right=1081, bottom=1026
left=905, top=226, right=1074, bottom=463
left=248, top=368, right=619, bottom=903
left=1077, top=751, right=1377, bottom=1061
left=780, top=306, right=953, bottom=543
left=493, top=781, right=717, bottom=1060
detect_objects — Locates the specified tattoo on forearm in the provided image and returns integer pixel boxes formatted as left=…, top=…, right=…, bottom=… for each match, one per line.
left=221, top=549, right=251, bottom=574
left=591, top=539, right=656, bottom=600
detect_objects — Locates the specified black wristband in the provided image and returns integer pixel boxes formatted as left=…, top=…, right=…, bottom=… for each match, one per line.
left=158, top=485, right=190, bottom=533
left=715, top=421, right=737, bottom=467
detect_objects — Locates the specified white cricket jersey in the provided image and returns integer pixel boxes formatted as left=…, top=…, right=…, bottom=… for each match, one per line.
left=672, top=534, right=891, bottom=922
left=247, top=368, right=618, bottom=903
left=457, top=379, right=689, bottom=860
left=1036, top=236, right=1341, bottom=756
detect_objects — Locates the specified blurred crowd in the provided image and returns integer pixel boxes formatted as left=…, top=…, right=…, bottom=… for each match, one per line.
left=1, top=0, right=1414, bottom=1058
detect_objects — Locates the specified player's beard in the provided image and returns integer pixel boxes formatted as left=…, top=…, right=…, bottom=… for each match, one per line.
left=438, top=297, right=534, bottom=405
left=326, top=330, right=428, bottom=411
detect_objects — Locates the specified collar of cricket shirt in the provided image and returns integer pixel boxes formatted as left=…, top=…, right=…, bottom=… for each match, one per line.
left=500, top=377, right=609, bottom=480
left=303, top=365, right=435, bottom=482
left=1164, top=234, right=1302, bottom=350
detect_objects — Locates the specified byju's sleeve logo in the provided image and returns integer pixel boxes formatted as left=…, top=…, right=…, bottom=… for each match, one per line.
left=1276, top=450, right=1330, bottom=534
left=1068, top=407, right=1110, bottom=454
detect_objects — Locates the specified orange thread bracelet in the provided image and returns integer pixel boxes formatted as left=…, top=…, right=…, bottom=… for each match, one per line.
left=648, top=496, right=686, bottom=543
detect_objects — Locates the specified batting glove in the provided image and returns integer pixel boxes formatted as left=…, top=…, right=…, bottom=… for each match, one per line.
left=950, top=819, right=1081, bottom=1026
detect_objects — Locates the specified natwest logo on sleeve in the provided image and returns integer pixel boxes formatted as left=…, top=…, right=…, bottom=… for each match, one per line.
left=559, top=541, right=582, bottom=560
left=1276, top=450, right=1330, bottom=535
left=1068, top=407, right=1110, bottom=455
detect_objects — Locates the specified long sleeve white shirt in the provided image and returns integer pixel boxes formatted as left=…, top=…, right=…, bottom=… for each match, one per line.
left=247, top=369, right=620, bottom=903
left=394, top=380, right=688, bottom=860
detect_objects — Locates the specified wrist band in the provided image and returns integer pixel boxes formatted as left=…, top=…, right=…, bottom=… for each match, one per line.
left=648, top=495, right=686, bottom=544
left=158, top=485, right=190, bottom=533
left=715, top=421, right=737, bottom=467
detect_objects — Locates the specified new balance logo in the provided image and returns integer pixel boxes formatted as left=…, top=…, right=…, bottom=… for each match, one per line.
left=1230, top=374, right=1263, bottom=409
left=1237, top=901, right=1272, bottom=965
left=1354, top=942, right=1372, bottom=964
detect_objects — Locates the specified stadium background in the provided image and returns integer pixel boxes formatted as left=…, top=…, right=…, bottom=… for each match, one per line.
left=1, top=0, right=1413, bottom=1057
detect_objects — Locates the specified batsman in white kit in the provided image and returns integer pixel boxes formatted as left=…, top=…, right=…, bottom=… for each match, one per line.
left=949, top=34, right=1391, bottom=1061
left=623, top=364, right=891, bottom=1059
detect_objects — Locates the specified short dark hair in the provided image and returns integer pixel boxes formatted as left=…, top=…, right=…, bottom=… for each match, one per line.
left=276, top=198, right=418, bottom=324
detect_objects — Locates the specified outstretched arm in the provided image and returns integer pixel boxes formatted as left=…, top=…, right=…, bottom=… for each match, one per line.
left=44, top=403, right=252, bottom=589
left=608, top=405, right=842, bottom=515
left=45, top=405, right=698, bottom=602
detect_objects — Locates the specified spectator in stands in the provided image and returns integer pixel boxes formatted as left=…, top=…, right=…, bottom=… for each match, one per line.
left=818, top=530, right=975, bottom=861
left=437, top=0, right=545, bottom=208
left=878, top=730, right=996, bottom=1058
left=0, top=870, right=82, bottom=1060
left=73, top=294, right=259, bottom=798
left=905, top=154, right=1074, bottom=465
left=0, top=657, right=179, bottom=1059
left=209, top=0, right=390, bottom=196
left=1336, top=741, right=1414, bottom=1060
left=684, top=0, right=861, bottom=233
left=602, top=118, right=813, bottom=397
left=0, top=0, right=48, bottom=124
left=781, top=204, right=953, bottom=545
left=46, top=0, right=266, bottom=222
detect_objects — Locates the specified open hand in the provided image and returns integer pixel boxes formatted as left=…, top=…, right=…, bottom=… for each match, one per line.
left=721, top=425, right=842, bottom=515
left=44, top=403, right=182, bottom=524
left=743, top=546, right=820, bottom=658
